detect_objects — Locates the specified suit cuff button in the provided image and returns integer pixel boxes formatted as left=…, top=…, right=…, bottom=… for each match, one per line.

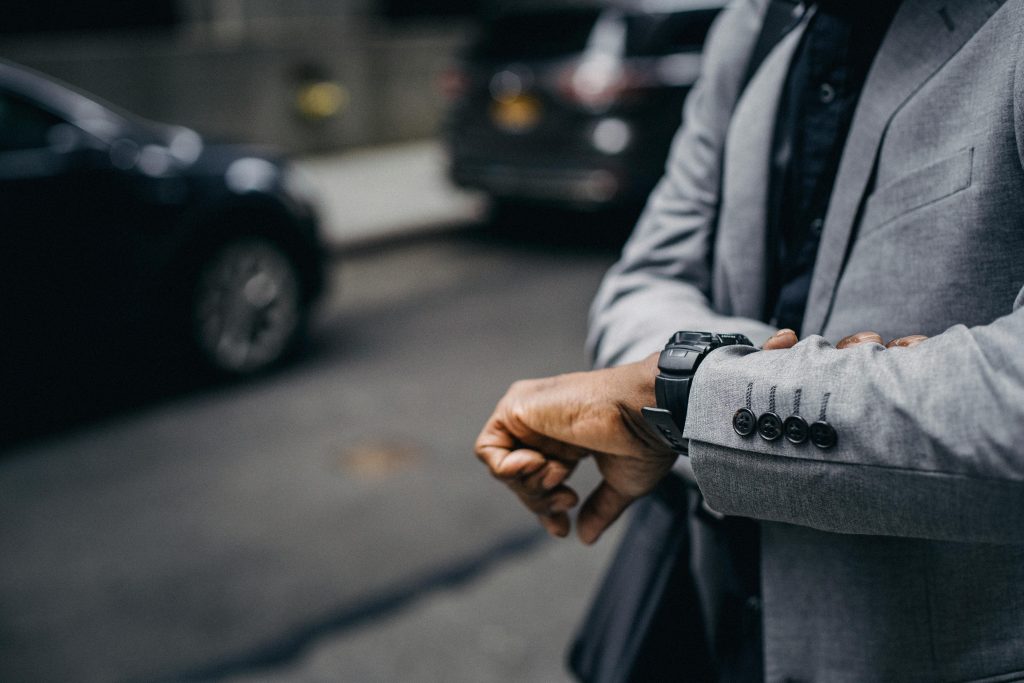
left=783, top=415, right=809, bottom=444
left=809, top=420, right=838, bottom=449
left=757, top=412, right=783, bottom=441
left=733, top=408, right=756, bottom=436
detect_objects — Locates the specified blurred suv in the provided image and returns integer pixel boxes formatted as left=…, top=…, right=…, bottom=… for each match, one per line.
left=442, top=0, right=725, bottom=209
left=0, top=60, right=327, bottom=386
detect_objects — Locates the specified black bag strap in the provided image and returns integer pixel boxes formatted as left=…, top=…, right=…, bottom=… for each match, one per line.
left=740, top=0, right=804, bottom=96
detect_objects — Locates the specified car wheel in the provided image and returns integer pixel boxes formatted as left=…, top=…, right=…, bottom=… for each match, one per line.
left=190, top=236, right=304, bottom=375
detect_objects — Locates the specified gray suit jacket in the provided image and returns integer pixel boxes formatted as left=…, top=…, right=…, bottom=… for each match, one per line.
left=588, top=0, right=1024, bottom=680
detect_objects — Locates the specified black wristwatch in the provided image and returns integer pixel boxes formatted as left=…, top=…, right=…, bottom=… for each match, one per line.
left=642, top=331, right=753, bottom=453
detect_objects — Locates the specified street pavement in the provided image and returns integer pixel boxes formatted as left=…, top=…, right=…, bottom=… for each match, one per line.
left=0, top=229, right=633, bottom=682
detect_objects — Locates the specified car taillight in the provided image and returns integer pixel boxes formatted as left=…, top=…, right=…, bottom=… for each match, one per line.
left=438, top=66, right=469, bottom=100
left=555, top=57, right=643, bottom=111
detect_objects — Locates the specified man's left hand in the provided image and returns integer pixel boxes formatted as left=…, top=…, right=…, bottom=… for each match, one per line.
left=763, top=328, right=929, bottom=350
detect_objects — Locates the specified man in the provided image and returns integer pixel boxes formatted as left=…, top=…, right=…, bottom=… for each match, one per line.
left=475, top=0, right=1024, bottom=680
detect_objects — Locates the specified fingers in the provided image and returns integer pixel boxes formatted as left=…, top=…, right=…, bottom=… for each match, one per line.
left=477, top=444, right=547, bottom=481
left=538, top=512, right=571, bottom=538
left=478, top=440, right=578, bottom=501
left=477, top=436, right=582, bottom=538
left=576, top=480, right=635, bottom=545
left=518, top=483, right=577, bottom=516
left=511, top=456, right=578, bottom=504
left=475, top=408, right=590, bottom=538
left=486, top=445, right=579, bottom=500
left=521, top=457, right=575, bottom=492
left=535, top=485, right=580, bottom=538
left=836, top=330, right=884, bottom=349
left=764, top=329, right=926, bottom=352
left=762, top=328, right=798, bottom=350
left=835, top=331, right=928, bottom=350
left=525, top=484, right=580, bottom=538
left=886, top=334, right=928, bottom=348
left=475, top=409, right=581, bottom=479
left=503, top=457, right=580, bottom=511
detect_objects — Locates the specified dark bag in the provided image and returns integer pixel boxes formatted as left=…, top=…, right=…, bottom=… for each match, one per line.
left=567, top=475, right=716, bottom=683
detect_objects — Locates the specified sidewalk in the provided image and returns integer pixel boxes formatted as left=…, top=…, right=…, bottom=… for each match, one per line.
left=296, top=140, right=487, bottom=251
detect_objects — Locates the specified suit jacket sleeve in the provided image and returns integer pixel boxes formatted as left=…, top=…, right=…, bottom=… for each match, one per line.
left=586, top=0, right=776, bottom=369
left=685, top=302, right=1024, bottom=544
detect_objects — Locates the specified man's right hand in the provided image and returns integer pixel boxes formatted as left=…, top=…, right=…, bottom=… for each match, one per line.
left=474, top=354, right=678, bottom=544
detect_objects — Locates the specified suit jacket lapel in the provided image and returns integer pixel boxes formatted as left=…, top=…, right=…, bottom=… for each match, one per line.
left=802, top=0, right=1006, bottom=335
left=717, top=9, right=811, bottom=320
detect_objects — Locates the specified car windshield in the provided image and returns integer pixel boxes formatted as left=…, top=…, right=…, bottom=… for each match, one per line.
left=1, top=63, right=167, bottom=145
left=468, top=6, right=720, bottom=63
left=624, top=9, right=721, bottom=56
left=469, top=8, right=603, bottom=61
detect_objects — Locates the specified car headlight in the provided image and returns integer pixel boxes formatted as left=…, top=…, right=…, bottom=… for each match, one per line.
left=226, top=157, right=279, bottom=194
left=592, top=118, right=632, bottom=155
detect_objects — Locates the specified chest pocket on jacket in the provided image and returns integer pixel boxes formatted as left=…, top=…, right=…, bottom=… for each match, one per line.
left=860, top=147, right=974, bottom=235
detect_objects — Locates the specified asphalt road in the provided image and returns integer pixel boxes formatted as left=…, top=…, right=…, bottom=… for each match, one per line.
left=0, top=227, right=630, bottom=683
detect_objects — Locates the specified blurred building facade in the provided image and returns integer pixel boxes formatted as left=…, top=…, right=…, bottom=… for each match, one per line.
left=1, top=0, right=481, bottom=152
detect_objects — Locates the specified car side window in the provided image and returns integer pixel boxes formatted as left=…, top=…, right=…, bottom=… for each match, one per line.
left=0, top=91, right=64, bottom=153
left=627, top=9, right=721, bottom=56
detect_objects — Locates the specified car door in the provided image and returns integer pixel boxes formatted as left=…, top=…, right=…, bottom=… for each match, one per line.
left=0, top=89, right=139, bottom=383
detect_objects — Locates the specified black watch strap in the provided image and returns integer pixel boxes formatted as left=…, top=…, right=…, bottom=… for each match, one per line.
left=641, top=406, right=687, bottom=452
left=644, top=332, right=753, bottom=453
left=655, top=372, right=694, bottom=436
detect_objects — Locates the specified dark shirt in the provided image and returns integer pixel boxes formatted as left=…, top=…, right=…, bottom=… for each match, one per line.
left=767, top=0, right=900, bottom=332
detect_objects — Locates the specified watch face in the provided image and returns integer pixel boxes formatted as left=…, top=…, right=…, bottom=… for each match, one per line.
left=661, top=332, right=753, bottom=373
left=670, top=331, right=715, bottom=346
left=718, top=333, right=754, bottom=347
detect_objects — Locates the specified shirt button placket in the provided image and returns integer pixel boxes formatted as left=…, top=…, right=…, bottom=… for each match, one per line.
left=818, top=82, right=836, bottom=104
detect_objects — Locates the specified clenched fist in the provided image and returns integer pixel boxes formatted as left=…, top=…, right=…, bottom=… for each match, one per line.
left=474, top=354, right=675, bottom=544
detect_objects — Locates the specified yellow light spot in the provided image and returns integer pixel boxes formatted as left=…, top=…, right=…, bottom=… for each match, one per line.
left=490, top=95, right=541, bottom=133
left=295, top=81, right=349, bottom=121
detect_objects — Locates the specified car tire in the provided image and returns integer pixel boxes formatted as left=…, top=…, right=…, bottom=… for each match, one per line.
left=189, top=235, right=306, bottom=375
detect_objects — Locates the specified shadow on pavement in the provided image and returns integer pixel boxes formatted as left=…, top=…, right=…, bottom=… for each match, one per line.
left=153, top=527, right=548, bottom=683
left=2, top=353, right=228, bottom=452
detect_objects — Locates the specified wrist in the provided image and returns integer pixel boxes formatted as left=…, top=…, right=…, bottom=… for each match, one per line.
left=635, top=352, right=660, bottom=407
left=613, top=353, right=674, bottom=456
left=641, top=331, right=754, bottom=454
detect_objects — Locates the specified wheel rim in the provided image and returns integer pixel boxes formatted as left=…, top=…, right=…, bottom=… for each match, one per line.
left=193, top=238, right=301, bottom=373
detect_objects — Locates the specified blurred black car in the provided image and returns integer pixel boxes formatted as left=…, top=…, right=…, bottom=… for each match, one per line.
left=0, top=60, right=327, bottom=387
left=442, top=0, right=725, bottom=209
